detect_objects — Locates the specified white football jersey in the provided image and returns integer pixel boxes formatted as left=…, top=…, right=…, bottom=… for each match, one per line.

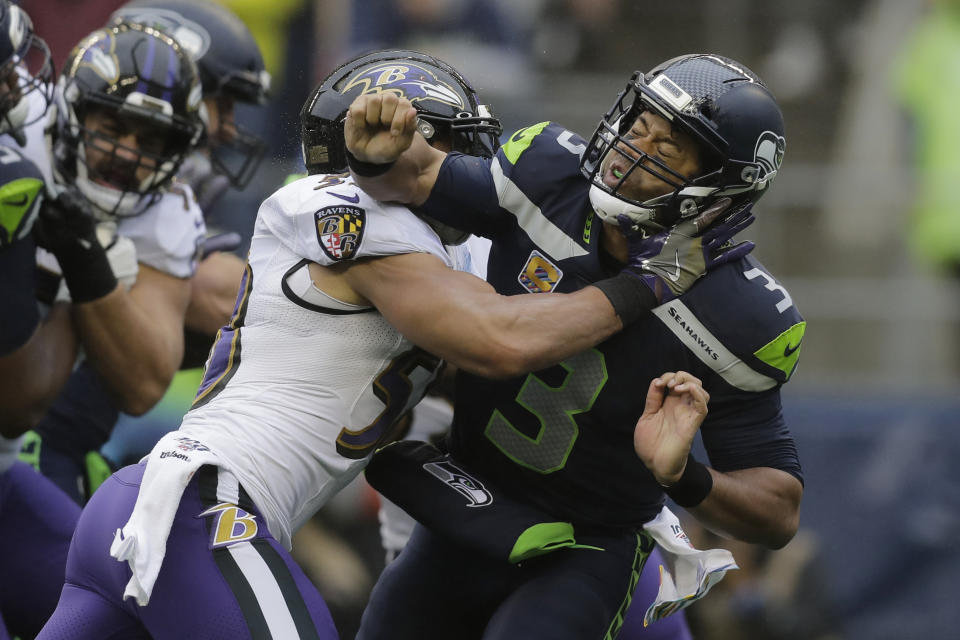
left=178, top=174, right=477, bottom=549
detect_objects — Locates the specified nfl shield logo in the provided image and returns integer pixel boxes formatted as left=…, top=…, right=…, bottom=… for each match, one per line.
left=315, top=205, right=366, bottom=260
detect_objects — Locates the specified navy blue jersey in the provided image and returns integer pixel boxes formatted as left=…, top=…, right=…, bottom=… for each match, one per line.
left=0, top=145, right=46, bottom=355
left=423, top=122, right=805, bottom=528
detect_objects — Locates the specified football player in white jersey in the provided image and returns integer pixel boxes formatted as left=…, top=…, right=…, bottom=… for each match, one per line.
left=37, top=50, right=746, bottom=639
left=8, top=22, right=209, bottom=503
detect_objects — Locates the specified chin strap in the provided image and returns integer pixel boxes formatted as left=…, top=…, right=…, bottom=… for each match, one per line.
left=588, top=184, right=665, bottom=235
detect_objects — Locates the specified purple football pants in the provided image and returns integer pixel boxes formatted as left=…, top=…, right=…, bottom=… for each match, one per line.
left=619, top=546, right=693, bottom=639
left=0, top=461, right=79, bottom=639
left=37, top=463, right=339, bottom=639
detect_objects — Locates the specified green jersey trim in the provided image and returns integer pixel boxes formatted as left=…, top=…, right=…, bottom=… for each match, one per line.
left=653, top=300, right=779, bottom=391
left=0, top=176, right=43, bottom=244
left=501, top=122, right=551, bottom=165
left=754, top=321, right=805, bottom=380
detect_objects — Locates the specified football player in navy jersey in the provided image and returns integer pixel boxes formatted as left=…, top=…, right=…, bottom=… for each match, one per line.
left=346, top=53, right=804, bottom=640
left=36, top=49, right=749, bottom=640
left=0, top=3, right=89, bottom=638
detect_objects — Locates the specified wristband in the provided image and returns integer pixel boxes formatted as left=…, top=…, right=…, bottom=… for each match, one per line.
left=591, top=272, right=658, bottom=325
left=56, top=242, right=118, bottom=304
left=345, top=148, right=396, bottom=178
left=662, top=455, right=713, bottom=507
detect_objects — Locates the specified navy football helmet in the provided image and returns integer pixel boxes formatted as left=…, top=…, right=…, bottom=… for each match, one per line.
left=0, top=0, right=54, bottom=146
left=110, top=0, right=270, bottom=188
left=53, top=22, right=205, bottom=218
left=581, top=53, right=786, bottom=233
left=300, top=49, right=502, bottom=176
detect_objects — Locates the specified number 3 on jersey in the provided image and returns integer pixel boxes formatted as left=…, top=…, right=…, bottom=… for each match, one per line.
left=484, top=349, right=607, bottom=473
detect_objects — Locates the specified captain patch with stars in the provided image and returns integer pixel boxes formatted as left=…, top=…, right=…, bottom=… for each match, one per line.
left=315, top=205, right=366, bottom=260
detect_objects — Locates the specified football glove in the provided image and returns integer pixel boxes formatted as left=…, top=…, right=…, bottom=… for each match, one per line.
left=621, top=197, right=755, bottom=303
left=34, top=188, right=118, bottom=303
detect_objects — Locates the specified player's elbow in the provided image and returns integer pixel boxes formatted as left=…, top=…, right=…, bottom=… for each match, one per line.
left=764, top=512, right=800, bottom=550
left=447, top=340, right=542, bottom=379
left=0, top=408, right=40, bottom=438
left=113, top=377, right=170, bottom=416
left=762, top=485, right=803, bottom=550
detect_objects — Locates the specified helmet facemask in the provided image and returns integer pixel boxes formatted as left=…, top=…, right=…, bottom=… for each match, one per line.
left=203, top=94, right=267, bottom=189
left=0, top=16, right=55, bottom=145
left=582, top=56, right=785, bottom=237
left=581, top=76, right=723, bottom=236
left=53, top=23, right=205, bottom=219
left=109, top=2, right=272, bottom=193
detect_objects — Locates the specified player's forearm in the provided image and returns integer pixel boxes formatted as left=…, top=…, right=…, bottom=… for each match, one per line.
left=72, top=286, right=185, bottom=415
left=0, top=304, right=78, bottom=435
left=184, top=252, right=244, bottom=335
left=686, top=466, right=802, bottom=549
left=422, top=286, right=624, bottom=378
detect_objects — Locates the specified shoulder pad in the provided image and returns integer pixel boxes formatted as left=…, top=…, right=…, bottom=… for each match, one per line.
left=117, top=184, right=205, bottom=278
left=0, top=145, right=45, bottom=246
left=495, top=122, right=589, bottom=211
left=499, top=122, right=586, bottom=171
left=655, top=256, right=805, bottom=389
left=258, top=174, right=451, bottom=267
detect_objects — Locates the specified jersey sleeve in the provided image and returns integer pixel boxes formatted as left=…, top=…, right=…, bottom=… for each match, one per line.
left=419, top=122, right=588, bottom=239
left=495, top=122, right=587, bottom=201
left=116, top=183, right=205, bottom=278
left=257, top=174, right=452, bottom=266
left=667, top=256, right=806, bottom=482
left=0, top=145, right=45, bottom=247
left=700, top=386, right=803, bottom=484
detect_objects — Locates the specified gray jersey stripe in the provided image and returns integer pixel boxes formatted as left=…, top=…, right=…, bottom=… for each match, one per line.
left=653, top=300, right=777, bottom=392
left=492, top=160, right=588, bottom=259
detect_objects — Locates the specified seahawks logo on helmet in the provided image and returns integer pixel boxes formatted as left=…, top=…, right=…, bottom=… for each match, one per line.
left=754, top=131, right=785, bottom=179
left=341, top=62, right=465, bottom=109
left=423, top=460, right=493, bottom=507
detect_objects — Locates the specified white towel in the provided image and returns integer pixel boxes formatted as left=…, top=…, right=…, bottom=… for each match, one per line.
left=109, top=431, right=221, bottom=606
left=641, top=506, right=738, bottom=626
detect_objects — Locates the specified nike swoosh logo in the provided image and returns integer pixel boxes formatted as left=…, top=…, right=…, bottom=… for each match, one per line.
left=667, top=250, right=681, bottom=282
left=783, top=340, right=802, bottom=357
left=3, top=195, right=28, bottom=206
left=330, top=192, right=360, bottom=203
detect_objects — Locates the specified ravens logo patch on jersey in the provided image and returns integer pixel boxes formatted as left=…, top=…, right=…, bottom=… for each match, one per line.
left=315, top=205, right=366, bottom=260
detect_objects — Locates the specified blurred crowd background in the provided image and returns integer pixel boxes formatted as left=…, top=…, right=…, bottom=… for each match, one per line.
left=19, top=0, right=960, bottom=638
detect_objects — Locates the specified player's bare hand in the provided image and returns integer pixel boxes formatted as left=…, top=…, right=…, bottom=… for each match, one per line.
left=633, top=371, right=709, bottom=486
left=344, top=94, right=418, bottom=164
